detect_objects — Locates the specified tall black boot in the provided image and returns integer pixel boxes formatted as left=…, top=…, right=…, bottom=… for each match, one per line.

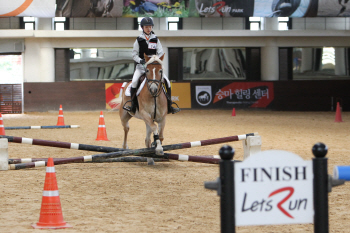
left=125, top=87, right=138, bottom=113
left=166, top=87, right=180, bottom=114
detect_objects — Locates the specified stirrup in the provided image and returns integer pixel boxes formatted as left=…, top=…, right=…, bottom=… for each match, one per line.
left=169, top=102, right=181, bottom=114
left=170, top=107, right=180, bottom=114
left=123, top=100, right=135, bottom=113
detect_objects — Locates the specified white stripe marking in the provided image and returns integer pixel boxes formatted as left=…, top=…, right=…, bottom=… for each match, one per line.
left=0, top=125, right=4, bottom=127
left=98, top=125, right=106, bottom=127
left=46, top=166, right=55, bottom=172
left=178, top=154, right=189, bottom=161
left=58, top=115, right=64, bottom=117
left=70, top=125, right=80, bottom=128
left=22, top=137, right=33, bottom=144
left=22, top=158, right=32, bottom=163
left=35, top=161, right=46, bottom=167
left=70, top=143, right=79, bottom=149
left=238, top=134, right=246, bottom=140
left=213, top=155, right=221, bottom=159
left=100, top=115, right=104, bottom=117
left=84, top=155, right=92, bottom=162
left=31, top=126, right=41, bottom=129
left=43, top=190, right=59, bottom=197
left=190, top=141, right=201, bottom=147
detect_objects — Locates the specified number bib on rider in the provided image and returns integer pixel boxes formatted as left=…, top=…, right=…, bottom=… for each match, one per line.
left=148, top=42, right=156, bottom=50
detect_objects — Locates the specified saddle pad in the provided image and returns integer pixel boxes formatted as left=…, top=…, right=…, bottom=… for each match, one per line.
left=125, top=79, right=146, bottom=97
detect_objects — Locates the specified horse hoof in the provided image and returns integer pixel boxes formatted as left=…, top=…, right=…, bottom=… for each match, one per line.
left=147, top=158, right=155, bottom=165
left=155, top=149, right=164, bottom=156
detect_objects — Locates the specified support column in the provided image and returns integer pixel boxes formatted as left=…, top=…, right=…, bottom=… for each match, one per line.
left=335, top=48, right=346, bottom=76
left=261, top=39, right=279, bottom=81
left=40, top=46, right=55, bottom=82
left=35, top=18, right=52, bottom=30
left=300, top=48, right=313, bottom=73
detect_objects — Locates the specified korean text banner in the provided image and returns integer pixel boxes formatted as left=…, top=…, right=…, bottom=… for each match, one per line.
left=191, top=82, right=274, bottom=109
left=0, top=0, right=55, bottom=17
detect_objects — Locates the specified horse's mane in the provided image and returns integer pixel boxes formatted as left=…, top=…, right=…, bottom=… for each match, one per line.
left=145, top=55, right=164, bottom=69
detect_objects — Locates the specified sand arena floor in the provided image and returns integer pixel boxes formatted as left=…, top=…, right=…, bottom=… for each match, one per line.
left=0, top=110, right=349, bottom=233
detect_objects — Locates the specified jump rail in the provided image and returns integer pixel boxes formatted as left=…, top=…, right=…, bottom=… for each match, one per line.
left=4, top=125, right=80, bottom=130
left=0, top=133, right=254, bottom=154
left=9, top=153, right=223, bottom=170
left=9, top=157, right=169, bottom=168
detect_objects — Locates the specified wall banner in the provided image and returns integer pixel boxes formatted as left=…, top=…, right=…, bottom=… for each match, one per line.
left=105, top=83, right=123, bottom=109
left=53, top=0, right=348, bottom=18
left=0, top=0, right=55, bottom=17
left=191, top=82, right=274, bottom=109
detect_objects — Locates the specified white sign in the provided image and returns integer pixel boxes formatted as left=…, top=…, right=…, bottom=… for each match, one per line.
left=235, top=150, right=313, bottom=226
left=195, top=86, right=212, bottom=106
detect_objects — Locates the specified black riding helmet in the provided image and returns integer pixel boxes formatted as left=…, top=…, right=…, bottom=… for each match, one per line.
left=140, top=17, right=154, bottom=27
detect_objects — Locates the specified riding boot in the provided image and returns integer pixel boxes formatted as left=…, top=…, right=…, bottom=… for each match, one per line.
left=125, top=87, right=138, bottom=113
left=166, top=87, right=180, bottom=114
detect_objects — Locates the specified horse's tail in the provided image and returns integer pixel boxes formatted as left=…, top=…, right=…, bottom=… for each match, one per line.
left=108, top=82, right=128, bottom=111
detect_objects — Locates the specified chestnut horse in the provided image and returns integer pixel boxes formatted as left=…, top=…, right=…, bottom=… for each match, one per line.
left=119, top=54, right=168, bottom=165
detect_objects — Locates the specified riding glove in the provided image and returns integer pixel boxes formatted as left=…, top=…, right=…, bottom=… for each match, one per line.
left=140, top=59, right=146, bottom=64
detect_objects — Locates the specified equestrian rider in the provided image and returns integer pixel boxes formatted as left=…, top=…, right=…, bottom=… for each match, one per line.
left=126, top=17, right=180, bottom=114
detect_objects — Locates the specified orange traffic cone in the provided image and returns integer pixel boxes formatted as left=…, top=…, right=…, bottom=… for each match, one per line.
left=0, top=113, right=5, bottom=135
left=56, top=105, right=65, bottom=126
left=231, top=108, right=236, bottom=117
left=32, top=158, right=72, bottom=229
left=96, top=111, right=109, bottom=141
left=335, top=102, right=343, bottom=122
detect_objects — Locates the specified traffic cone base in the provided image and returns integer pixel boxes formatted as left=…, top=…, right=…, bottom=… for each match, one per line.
left=96, top=111, right=109, bottom=141
left=56, top=105, right=65, bottom=126
left=32, top=158, right=72, bottom=229
left=231, top=108, right=236, bottom=117
left=0, top=113, right=5, bottom=135
left=335, top=102, right=343, bottom=122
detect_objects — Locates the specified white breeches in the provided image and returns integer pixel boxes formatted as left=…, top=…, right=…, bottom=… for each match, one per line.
left=132, top=64, right=170, bottom=89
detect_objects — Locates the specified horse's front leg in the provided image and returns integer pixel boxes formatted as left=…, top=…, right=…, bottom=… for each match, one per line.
left=144, top=121, right=163, bottom=156
left=145, top=124, right=155, bottom=165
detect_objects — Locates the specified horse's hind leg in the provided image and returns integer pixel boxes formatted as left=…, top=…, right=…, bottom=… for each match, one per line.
left=145, top=124, right=155, bottom=165
left=120, top=110, right=132, bottom=149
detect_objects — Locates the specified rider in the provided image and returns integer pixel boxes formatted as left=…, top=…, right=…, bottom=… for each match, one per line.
left=126, top=17, right=180, bottom=114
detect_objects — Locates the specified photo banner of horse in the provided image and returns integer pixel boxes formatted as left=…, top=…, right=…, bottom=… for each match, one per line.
left=0, top=0, right=55, bottom=17
left=191, top=82, right=274, bottom=109
left=55, top=0, right=347, bottom=18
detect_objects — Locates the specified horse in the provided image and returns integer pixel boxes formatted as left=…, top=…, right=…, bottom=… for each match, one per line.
left=118, top=54, right=168, bottom=165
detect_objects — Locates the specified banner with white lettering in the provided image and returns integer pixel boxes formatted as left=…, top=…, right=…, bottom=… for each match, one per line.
left=191, top=82, right=274, bottom=109
left=0, top=0, right=55, bottom=17
left=235, top=150, right=313, bottom=226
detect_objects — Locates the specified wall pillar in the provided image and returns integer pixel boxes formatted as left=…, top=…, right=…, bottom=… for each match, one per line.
left=40, top=46, right=55, bottom=82
left=261, top=39, right=279, bottom=81
left=335, top=48, right=346, bottom=76
left=300, top=48, right=313, bottom=73
left=35, top=18, right=52, bottom=30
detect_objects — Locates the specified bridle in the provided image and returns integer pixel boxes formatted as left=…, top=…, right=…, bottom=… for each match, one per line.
left=144, top=61, right=164, bottom=121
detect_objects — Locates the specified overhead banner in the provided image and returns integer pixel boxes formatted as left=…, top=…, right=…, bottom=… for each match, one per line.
left=53, top=0, right=347, bottom=18
left=0, top=0, right=55, bottom=17
left=191, top=82, right=274, bottom=109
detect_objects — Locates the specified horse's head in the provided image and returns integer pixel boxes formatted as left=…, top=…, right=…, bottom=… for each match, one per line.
left=144, top=54, right=165, bottom=96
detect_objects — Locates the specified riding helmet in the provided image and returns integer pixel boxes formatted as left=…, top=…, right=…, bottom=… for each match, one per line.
left=140, top=17, right=154, bottom=27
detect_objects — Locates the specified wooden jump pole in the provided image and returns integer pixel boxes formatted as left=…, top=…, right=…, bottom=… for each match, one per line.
left=5, top=125, right=80, bottom=130
left=9, top=153, right=220, bottom=170
left=0, top=133, right=254, bottom=154
left=0, top=135, right=124, bottom=152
